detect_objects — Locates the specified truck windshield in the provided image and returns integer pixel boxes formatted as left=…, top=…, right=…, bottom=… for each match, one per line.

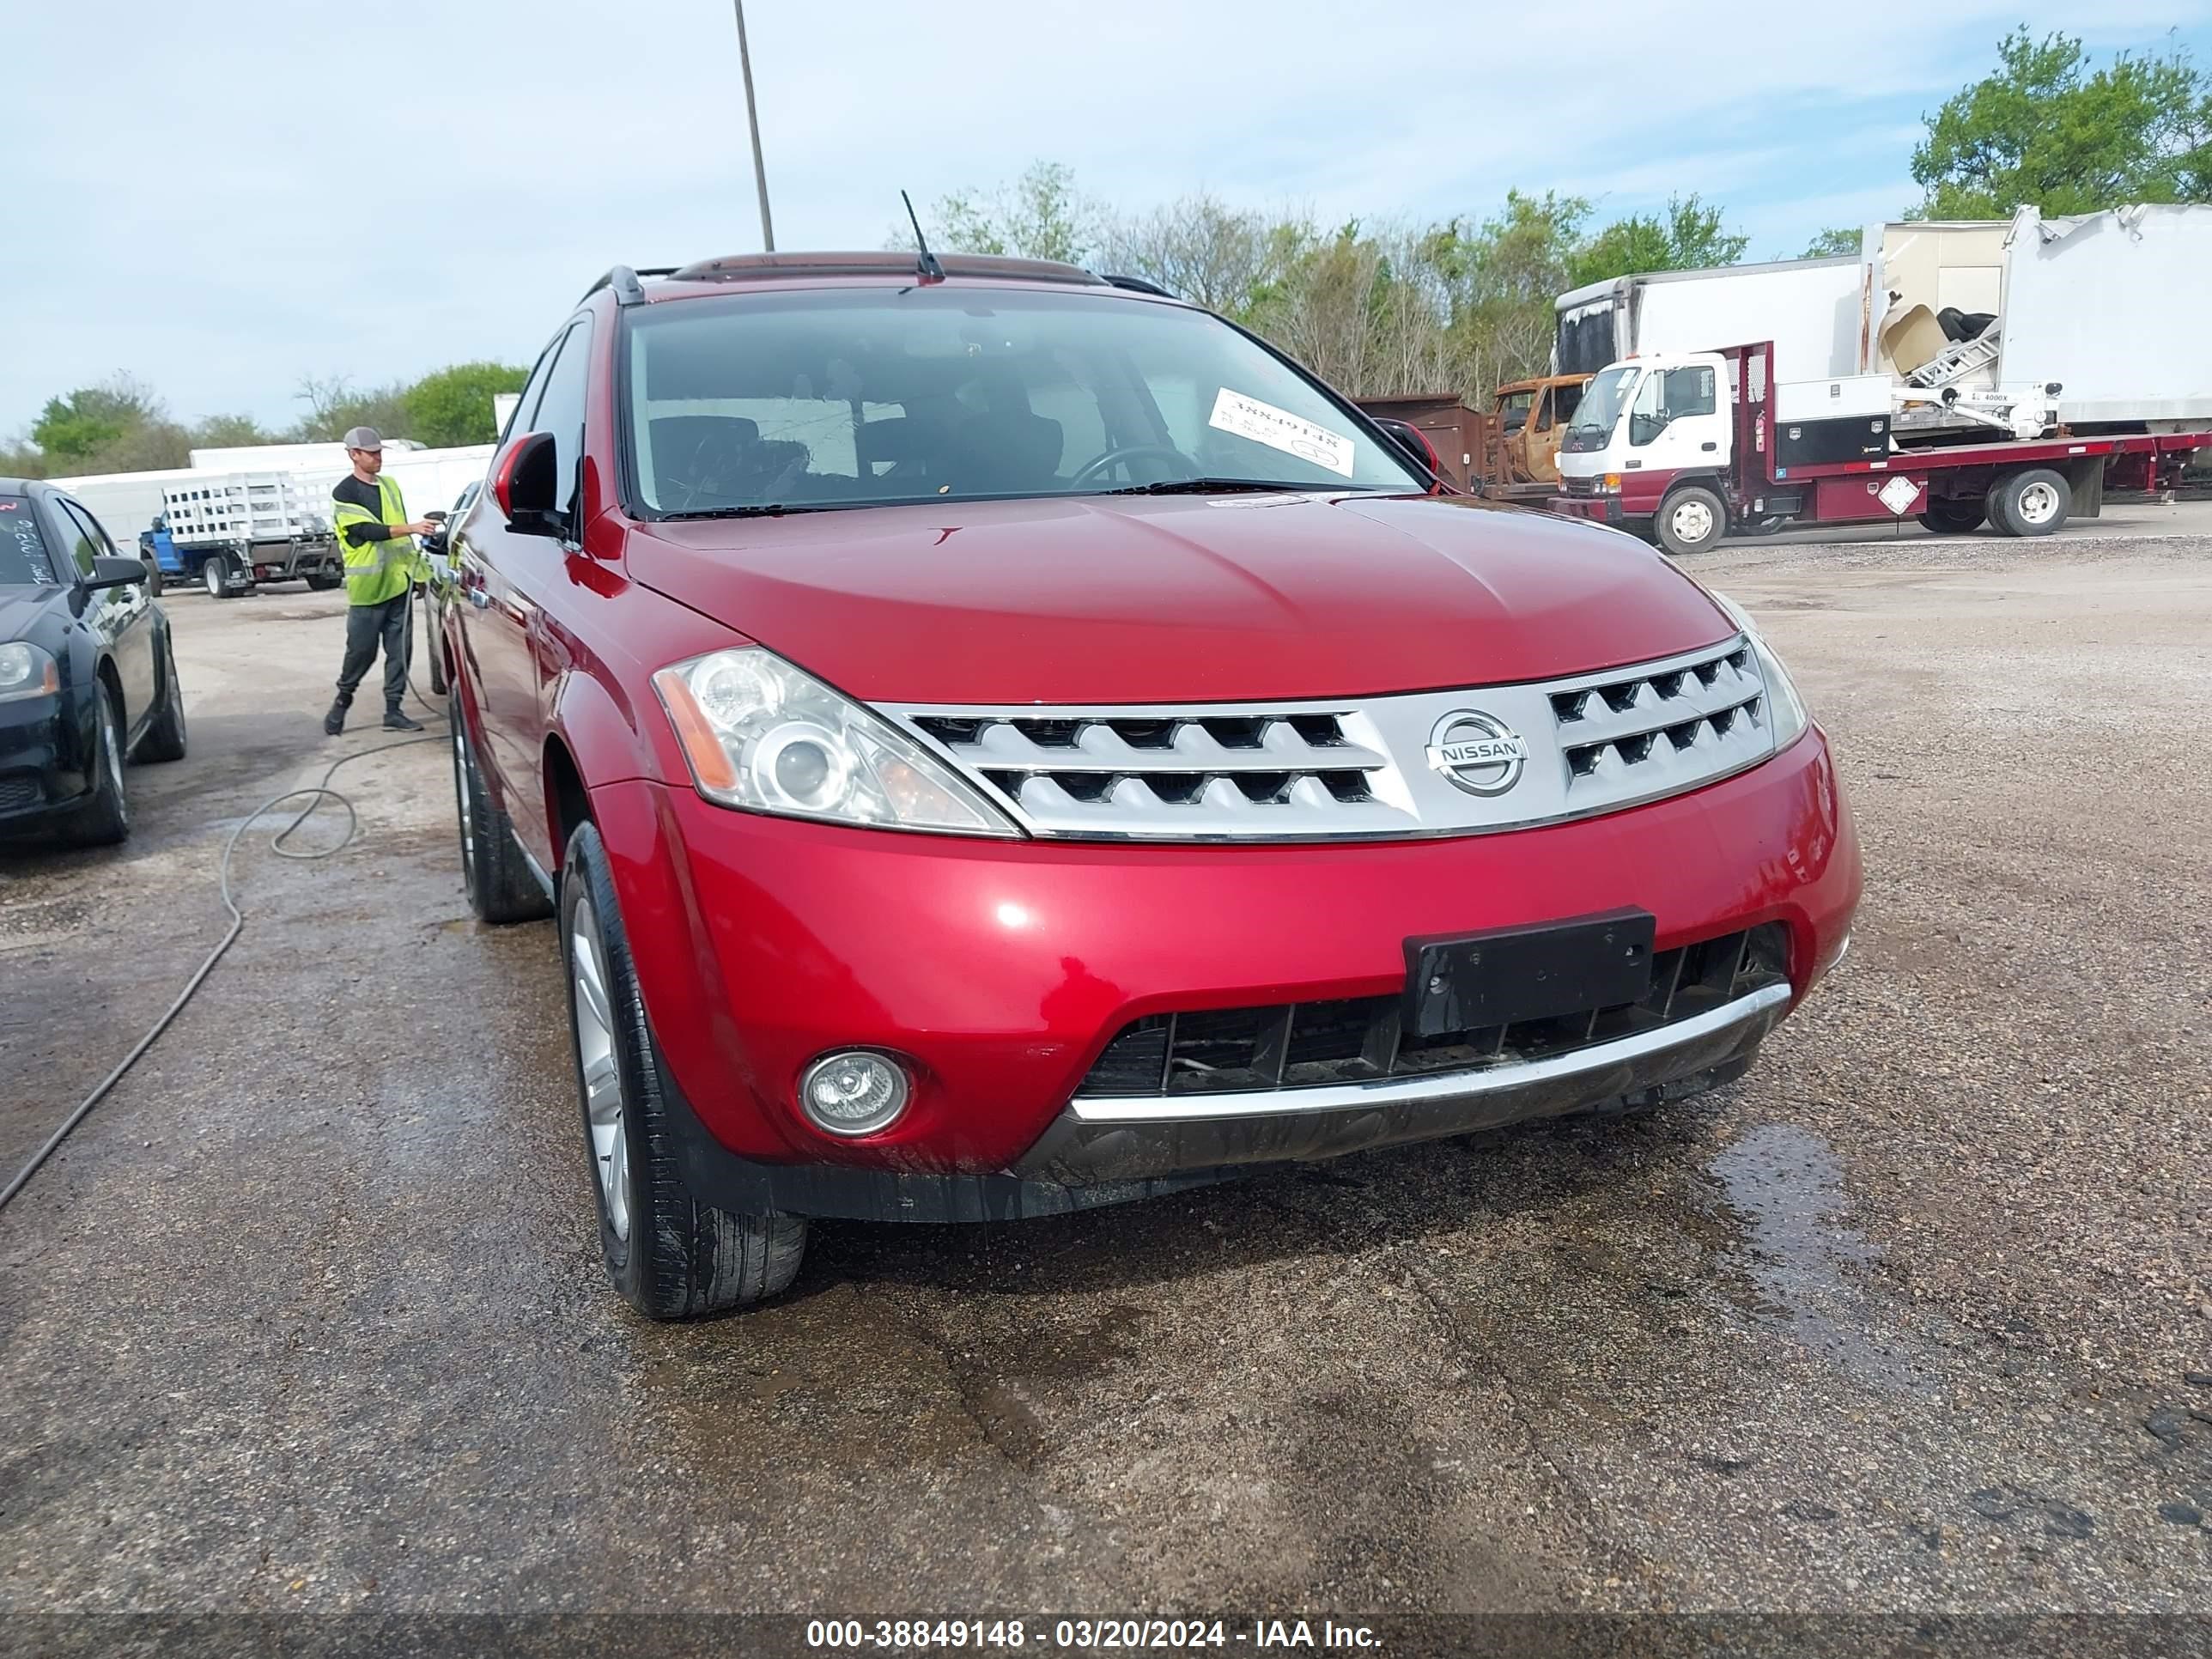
left=621, top=286, right=1425, bottom=516
left=1564, top=367, right=1638, bottom=446
left=0, top=500, right=59, bottom=586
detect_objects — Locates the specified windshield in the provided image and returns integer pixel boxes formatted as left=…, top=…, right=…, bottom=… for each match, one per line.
left=0, top=499, right=59, bottom=586
left=622, top=286, right=1424, bottom=515
left=1565, top=366, right=1638, bottom=441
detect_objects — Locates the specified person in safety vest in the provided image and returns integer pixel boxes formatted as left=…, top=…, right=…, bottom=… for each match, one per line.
left=325, top=426, right=438, bottom=736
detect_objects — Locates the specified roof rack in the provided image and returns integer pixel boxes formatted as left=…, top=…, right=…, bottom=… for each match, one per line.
left=579, top=265, right=679, bottom=307
left=663, top=251, right=1105, bottom=286
left=1099, top=272, right=1174, bottom=298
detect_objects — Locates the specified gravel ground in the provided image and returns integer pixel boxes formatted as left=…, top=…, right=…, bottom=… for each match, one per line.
left=0, top=515, right=2207, bottom=1638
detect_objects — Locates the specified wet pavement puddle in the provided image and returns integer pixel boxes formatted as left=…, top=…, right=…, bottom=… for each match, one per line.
left=1705, top=1122, right=1931, bottom=1395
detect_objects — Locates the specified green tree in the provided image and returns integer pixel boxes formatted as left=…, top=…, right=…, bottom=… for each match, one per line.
left=190, top=413, right=271, bottom=448
left=289, top=375, right=410, bottom=444
left=920, top=161, right=1104, bottom=264
left=31, top=377, right=166, bottom=464
left=1568, top=195, right=1748, bottom=288
left=1801, top=226, right=1864, bottom=258
left=404, top=362, right=530, bottom=447
left=1913, top=29, right=2212, bottom=216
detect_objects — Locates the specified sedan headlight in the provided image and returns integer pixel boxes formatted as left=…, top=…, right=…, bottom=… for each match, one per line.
left=653, top=647, right=1020, bottom=837
left=1709, top=593, right=1809, bottom=750
left=0, top=642, right=59, bottom=702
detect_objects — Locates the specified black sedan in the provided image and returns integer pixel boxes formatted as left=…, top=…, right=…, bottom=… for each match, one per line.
left=0, top=479, right=186, bottom=847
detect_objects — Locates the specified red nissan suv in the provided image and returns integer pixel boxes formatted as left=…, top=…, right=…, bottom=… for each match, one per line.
left=442, top=252, right=1860, bottom=1318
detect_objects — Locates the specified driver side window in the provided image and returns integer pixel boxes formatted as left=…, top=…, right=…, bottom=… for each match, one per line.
left=1628, top=367, right=1717, bottom=447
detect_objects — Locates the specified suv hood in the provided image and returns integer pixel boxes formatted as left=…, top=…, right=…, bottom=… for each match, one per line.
left=626, top=493, right=1729, bottom=705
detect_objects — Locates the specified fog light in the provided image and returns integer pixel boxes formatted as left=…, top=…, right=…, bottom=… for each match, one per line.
left=799, top=1051, right=910, bottom=1137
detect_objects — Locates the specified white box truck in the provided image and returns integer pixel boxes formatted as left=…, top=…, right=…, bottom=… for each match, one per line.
left=1555, top=256, right=1867, bottom=380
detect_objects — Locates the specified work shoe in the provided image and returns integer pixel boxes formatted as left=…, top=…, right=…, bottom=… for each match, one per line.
left=323, top=697, right=349, bottom=737
left=383, top=709, right=425, bottom=732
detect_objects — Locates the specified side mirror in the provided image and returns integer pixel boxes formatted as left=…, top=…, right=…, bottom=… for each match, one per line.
left=493, top=432, right=565, bottom=538
left=86, top=556, right=149, bottom=590
left=1372, top=416, right=1443, bottom=480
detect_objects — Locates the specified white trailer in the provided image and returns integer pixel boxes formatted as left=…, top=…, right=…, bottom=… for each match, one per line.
left=1555, top=257, right=1865, bottom=380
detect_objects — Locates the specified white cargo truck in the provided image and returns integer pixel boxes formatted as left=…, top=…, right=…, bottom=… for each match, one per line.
left=1554, top=256, right=1866, bottom=380
left=161, top=471, right=343, bottom=599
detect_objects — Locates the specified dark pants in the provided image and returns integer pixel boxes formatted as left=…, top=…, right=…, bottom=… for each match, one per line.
left=335, top=593, right=410, bottom=712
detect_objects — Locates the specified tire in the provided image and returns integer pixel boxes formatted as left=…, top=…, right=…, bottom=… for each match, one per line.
left=140, top=556, right=164, bottom=597
left=1918, top=497, right=1986, bottom=535
left=561, top=820, right=807, bottom=1318
left=66, top=684, right=131, bottom=848
left=423, top=588, right=448, bottom=695
left=201, top=553, right=237, bottom=599
left=450, top=694, right=553, bottom=924
left=137, top=632, right=188, bottom=763
left=1655, top=484, right=1727, bottom=556
left=306, top=574, right=343, bottom=592
left=1987, top=467, right=2070, bottom=538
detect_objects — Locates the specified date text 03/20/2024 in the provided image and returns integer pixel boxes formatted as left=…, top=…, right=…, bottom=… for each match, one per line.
left=805, top=1619, right=1382, bottom=1650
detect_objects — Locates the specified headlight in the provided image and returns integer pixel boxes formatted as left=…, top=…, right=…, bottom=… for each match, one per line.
left=1709, top=593, right=1809, bottom=750
left=653, top=647, right=1020, bottom=837
left=0, top=643, right=59, bottom=702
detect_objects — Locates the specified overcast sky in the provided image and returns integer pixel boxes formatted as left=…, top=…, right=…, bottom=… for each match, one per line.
left=8, top=1, right=2209, bottom=438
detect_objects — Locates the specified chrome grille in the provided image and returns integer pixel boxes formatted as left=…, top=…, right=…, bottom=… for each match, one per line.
left=886, top=635, right=1773, bottom=842
left=1550, top=644, right=1769, bottom=806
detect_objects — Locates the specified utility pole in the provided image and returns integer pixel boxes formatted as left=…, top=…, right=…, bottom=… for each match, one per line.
left=732, top=0, right=775, bottom=251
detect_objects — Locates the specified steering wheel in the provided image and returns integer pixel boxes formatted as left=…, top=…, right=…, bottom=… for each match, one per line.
left=1069, top=445, right=1198, bottom=489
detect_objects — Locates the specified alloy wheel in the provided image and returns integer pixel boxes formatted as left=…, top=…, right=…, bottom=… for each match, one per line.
left=569, top=894, right=632, bottom=1242
left=452, top=719, right=477, bottom=890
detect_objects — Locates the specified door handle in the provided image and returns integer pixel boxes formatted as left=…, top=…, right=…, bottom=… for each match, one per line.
left=1700, top=441, right=1717, bottom=452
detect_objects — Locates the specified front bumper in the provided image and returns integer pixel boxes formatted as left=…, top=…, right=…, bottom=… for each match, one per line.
left=593, top=727, right=1858, bottom=1218
left=1549, top=495, right=1627, bottom=527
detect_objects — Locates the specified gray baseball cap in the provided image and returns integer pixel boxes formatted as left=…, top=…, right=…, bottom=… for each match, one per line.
left=341, top=426, right=384, bottom=452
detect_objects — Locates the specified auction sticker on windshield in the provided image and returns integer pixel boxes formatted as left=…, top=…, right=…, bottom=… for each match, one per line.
left=1208, top=389, right=1356, bottom=477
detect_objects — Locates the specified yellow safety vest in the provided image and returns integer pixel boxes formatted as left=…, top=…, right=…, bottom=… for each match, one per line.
left=329, top=473, right=419, bottom=606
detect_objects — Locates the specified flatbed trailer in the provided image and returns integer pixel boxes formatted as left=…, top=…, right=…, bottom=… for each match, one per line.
left=1547, top=341, right=2211, bottom=554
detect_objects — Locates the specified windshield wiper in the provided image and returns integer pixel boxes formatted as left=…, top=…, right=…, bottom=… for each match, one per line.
left=655, top=501, right=853, bottom=520
left=1093, top=477, right=1346, bottom=497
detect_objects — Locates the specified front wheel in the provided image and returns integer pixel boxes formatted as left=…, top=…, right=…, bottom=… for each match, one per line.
left=1655, top=484, right=1727, bottom=557
left=66, top=684, right=131, bottom=847
left=305, top=573, right=343, bottom=592
left=561, top=821, right=807, bottom=1318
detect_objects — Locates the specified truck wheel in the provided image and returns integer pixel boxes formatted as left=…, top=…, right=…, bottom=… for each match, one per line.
left=202, top=554, right=236, bottom=599
left=137, top=633, right=188, bottom=763
left=450, top=695, right=553, bottom=924
left=66, top=684, right=131, bottom=848
left=1655, top=485, right=1727, bottom=556
left=561, top=819, right=807, bottom=1318
left=1988, top=468, right=2070, bottom=538
left=306, top=574, right=343, bottom=592
left=140, top=556, right=165, bottom=597
left=1918, top=497, right=1986, bottom=535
